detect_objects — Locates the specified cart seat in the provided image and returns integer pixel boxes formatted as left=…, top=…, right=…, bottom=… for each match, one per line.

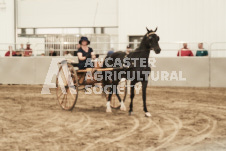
left=71, top=63, right=79, bottom=67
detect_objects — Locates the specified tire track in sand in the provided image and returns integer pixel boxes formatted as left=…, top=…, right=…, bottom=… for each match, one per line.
left=51, top=113, right=88, bottom=141
left=214, top=141, right=226, bottom=148
left=104, top=120, right=110, bottom=127
left=140, top=119, right=152, bottom=131
left=82, top=116, right=139, bottom=151
left=140, top=117, right=164, bottom=141
left=28, top=112, right=61, bottom=130
left=0, top=107, right=5, bottom=117
left=58, top=113, right=91, bottom=136
left=175, top=114, right=217, bottom=151
left=145, top=115, right=182, bottom=151
left=64, top=114, right=85, bottom=130
left=74, top=113, right=91, bottom=133
left=152, top=119, right=165, bottom=140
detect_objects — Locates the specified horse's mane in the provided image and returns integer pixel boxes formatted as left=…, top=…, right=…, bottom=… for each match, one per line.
left=133, top=34, right=149, bottom=52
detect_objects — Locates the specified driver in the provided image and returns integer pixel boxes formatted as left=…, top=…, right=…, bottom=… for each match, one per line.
left=77, top=37, right=95, bottom=69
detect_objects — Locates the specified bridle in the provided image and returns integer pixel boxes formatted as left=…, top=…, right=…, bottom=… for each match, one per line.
left=122, top=31, right=157, bottom=69
left=146, top=32, right=156, bottom=37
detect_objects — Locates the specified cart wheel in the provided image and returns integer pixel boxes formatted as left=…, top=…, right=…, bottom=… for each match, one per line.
left=56, top=63, right=78, bottom=111
left=106, top=78, right=127, bottom=109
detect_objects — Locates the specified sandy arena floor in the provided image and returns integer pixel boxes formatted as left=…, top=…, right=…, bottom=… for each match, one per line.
left=0, top=85, right=226, bottom=151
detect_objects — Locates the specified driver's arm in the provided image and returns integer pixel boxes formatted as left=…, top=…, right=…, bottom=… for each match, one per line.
left=91, top=52, right=96, bottom=59
left=77, top=52, right=86, bottom=60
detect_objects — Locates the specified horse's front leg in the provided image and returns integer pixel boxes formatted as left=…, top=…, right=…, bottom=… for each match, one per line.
left=106, top=87, right=113, bottom=112
left=114, top=84, right=126, bottom=111
left=129, top=81, right=136, bottom=115
left=142, top=81, right=151, bottom=117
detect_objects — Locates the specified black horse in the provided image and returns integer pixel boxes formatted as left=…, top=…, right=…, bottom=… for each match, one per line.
left=102, top=27, right=161, bottom=117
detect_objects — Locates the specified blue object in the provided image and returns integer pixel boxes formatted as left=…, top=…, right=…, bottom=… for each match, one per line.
left=79, top=37, right=90, bottom=45
left=107, top=50, right=114, bottom=57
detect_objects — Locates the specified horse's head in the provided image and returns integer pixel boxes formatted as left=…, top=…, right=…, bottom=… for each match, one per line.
left=145, top=27, right=161, bottom=54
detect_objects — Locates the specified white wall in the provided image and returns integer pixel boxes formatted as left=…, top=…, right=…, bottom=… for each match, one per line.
left=0, top=57, right=225, bottom=87
left=18, top=0, right=118, bottom=28
left=210, top=58, right=226, bottom=87
left=0, top=57, right=78, bottom=84
left=118, top=0, right=226, bottom=49
left=0, top=0, right=14, bottom=56
left=149, top=58, right=210, bottom=87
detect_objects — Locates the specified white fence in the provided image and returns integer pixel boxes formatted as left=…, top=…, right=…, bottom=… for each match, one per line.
left=0, top=57, right=225, bottom=87
left=0, top=42, right=226, bottom=87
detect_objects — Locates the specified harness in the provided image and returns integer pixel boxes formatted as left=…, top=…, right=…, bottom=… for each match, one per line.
left=122, top=32, right=156, bottom=69
left=122, top=54, right=130, bottom=69
left=146, top=32, right=156, bottom=37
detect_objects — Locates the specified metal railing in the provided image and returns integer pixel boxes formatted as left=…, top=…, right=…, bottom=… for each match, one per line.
left=210, top=42, right=226, bottom=58
left=0, top=42, right=226, bottom=57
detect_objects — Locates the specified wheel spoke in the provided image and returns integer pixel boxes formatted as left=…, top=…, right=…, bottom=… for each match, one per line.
left=69, top=86, right=77, bottom=95
left=57, top=90, right=63, bottom=99
left=69, top=88, right=75, bottom=100
left=56, top=64, right=79, bottom=111
left=66, top=88, right=71, bottom=108
left=64, top=93, right=68, bottom=108
left=60, top=70, right=68, bottom=86
left=61, top=94, right=66, bottom=105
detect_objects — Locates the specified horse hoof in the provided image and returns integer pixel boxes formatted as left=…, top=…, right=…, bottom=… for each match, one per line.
left=120, top=106, right=126, bottom=111
left=145, top=112, right=152, bottom=117
left=129, top=111, right=133, bottom=116
left=106, top=108, right=112, bottom=113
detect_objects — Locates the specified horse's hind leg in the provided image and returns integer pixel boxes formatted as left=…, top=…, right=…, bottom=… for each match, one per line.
left=106, top=87, right=113, bottom=112
left=115, top=86, right=126, bottom=111
left=142, top=81, right=151, bottom=117
left=129, top=83, right=135, bottom=115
